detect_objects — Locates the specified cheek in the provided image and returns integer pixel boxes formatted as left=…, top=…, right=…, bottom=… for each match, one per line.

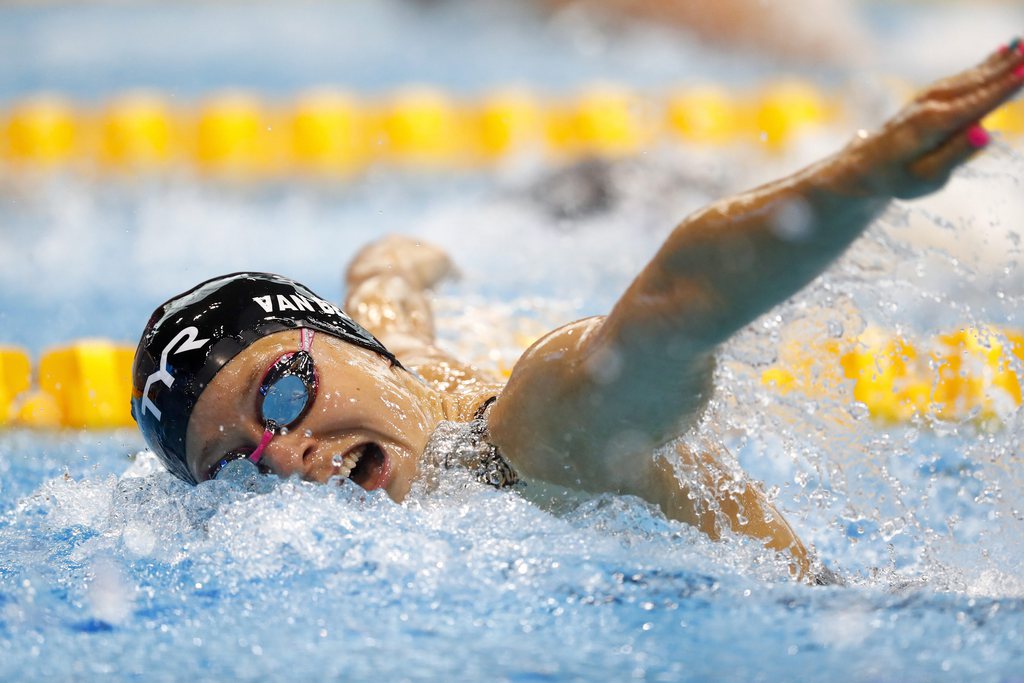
left=386, top=445, right=421, bottom=501
left=376, top=382, right=433, bottom=438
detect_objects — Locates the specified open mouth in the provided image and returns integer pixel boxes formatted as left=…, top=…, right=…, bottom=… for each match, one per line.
left=334, top=442, right=387, bottom=490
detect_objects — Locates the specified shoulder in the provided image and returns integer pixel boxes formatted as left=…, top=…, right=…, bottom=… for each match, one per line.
left=495, top=316, right=607, bottom=404
left=439, top=388, right=504, bottom=424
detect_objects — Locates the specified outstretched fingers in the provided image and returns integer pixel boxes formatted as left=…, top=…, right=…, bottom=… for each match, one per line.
left=916, top=38, right=1024, bottom=104
left=908, top=59, right=1024, bottom=156
left=860, top=40, right=1024, bottom=199
left=943, top=65, right=1024, bottom=133
left=904, top=59, right=1022, bottom=185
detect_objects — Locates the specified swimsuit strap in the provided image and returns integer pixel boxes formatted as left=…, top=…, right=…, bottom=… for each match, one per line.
left=467, top=396, right=519, bottom=489
left=472, top=396, right=498, bottom=422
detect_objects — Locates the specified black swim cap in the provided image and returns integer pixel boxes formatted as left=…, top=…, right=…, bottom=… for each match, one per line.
left=131, top=272, right=400, bottom=484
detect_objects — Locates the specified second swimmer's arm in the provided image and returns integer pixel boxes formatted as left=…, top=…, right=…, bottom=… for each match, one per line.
left=344, top=235, right=454, bottom=353
left=344, top=235, right=506, bottom=391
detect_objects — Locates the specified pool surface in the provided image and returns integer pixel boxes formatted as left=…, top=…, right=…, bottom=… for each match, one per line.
left=2, top=1, right=1024, bottom=680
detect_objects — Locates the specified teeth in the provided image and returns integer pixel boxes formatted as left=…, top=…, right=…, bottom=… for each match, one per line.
left=333, top=447, right=364, bottom=479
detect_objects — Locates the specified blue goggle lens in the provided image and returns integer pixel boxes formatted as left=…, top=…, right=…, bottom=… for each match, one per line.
left=257, top=350, right=317, bottom=430
left=261, top=373, right=311, bottom=426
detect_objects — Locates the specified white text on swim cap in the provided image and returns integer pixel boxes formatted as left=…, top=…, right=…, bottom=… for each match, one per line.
left=251, top=294, right=345, bottom=317
left=140, top=326, right=210, bottom=421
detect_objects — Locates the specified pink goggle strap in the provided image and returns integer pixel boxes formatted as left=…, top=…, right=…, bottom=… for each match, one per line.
left=248, top=428, right=274, bottom=464
left=301, top=328, right=315, bottom=352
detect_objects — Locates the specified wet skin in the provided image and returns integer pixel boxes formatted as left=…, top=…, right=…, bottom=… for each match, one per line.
left=185, top=330, right=446, bottom=501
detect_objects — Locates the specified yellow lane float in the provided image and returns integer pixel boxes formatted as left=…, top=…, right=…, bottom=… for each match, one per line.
left=474, top=88, right=546, bottom=161
left=551, top=84, right=657, bottom=159
left=194, top=91, right=284, bottom=177
left=99, top=92, right=175, bottom=170
left=379, top=87, right=467, bottom=168
left=666, top=86, right=743, bottom=146
left=3, top=95, right=79, bottom=167
left=290, top=89, right=370, bottom=176
left=762, top=326, right=1024, bottom=424
left=0, top=347, right=31, bottom=426
left=33, top=340, right=136, bottom=429
left=753, top=80, right=835, bottom=150
left=984, top=98, right=1024, bottom=138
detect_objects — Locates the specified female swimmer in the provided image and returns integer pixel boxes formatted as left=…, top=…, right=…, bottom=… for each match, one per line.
left=132, top=44, right=1024, bottom=583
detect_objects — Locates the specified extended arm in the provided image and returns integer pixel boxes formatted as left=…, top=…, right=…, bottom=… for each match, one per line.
left=490, top=44, right=1024, bottom=575
left=602, top=40, right=1024, bottom=386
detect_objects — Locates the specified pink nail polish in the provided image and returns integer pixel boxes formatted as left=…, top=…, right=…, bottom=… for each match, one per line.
left=1014, top=64, right=1024, bottom=79
left=967, top=124, right=990, bottom=149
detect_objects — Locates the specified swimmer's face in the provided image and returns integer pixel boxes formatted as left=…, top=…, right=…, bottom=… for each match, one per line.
left=185, top=330, right=439, bottom=501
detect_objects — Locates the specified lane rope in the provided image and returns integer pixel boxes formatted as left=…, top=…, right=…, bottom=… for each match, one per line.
left=4, top=84, right=1020, bottom=177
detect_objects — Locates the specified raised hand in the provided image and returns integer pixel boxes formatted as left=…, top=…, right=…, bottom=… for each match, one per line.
left=846, top=39, right=1024, bottom=199
left=345, top=235, right=456, bottom=291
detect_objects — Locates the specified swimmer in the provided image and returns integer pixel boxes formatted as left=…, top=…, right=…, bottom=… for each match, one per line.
left=543, top=0, right=867, bottom=63
left=131, top=44, right=1024, bottom=583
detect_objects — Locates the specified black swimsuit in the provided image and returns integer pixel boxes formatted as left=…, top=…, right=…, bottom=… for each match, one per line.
left=423, top=396, right=520, bottom=489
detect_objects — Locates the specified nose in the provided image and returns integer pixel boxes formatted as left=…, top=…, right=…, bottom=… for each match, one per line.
left=257, top=429, right=319, bottom=480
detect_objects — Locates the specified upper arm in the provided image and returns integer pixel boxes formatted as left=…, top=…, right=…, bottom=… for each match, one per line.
left=488, top=315, right=716, bottom=493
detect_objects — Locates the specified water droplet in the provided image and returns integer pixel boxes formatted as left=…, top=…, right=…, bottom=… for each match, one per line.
left=304, top=429, right=313, bottom=438
left=849, top=402, right=870, bottom=421
left=769, top=197, right=814, bottom=242
left=332, top=454, right=343, bottom=467
left=216, top=458, right=260, bottom=484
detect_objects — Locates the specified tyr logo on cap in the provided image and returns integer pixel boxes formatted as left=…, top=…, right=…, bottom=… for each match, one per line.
left=140, top=326, right=209, bottom=420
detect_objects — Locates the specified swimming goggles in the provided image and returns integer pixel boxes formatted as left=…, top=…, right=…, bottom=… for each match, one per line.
left=208, top=328, right=318, bottom=480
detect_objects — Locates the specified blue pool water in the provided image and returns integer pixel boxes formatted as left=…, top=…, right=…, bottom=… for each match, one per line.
left=3, top=1, right=1024, bottom=680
